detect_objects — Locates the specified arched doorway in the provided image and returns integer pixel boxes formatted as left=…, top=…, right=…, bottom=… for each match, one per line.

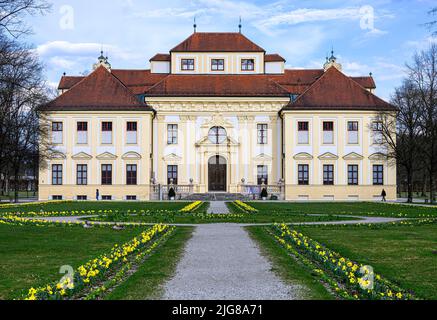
left=208, top=155, right=227, bottom=192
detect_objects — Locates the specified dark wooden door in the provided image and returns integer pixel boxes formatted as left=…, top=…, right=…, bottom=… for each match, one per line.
left=208, top=156, right=227, bottom=192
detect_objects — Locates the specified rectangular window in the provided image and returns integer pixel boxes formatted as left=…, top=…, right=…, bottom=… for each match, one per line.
left=52, top=195, right=63, bottom=200
left=167, top=124, right=178, bottom=144
left=126, top=121, right=137, bottom=144
left=52, top=164, right=63, bottom=185
left=298, top=121, right=309, bottom=144
left=102, top=195, right=112, bottom=200
left=347, top=121, right=359, bottom=144
left=348, top=165, right=359, bottom=185
left=76, top=164, right=88, bottom=185
left=241, top=59, right=255, bottom=71
left=52, top=122, right=63, bottom=144
left=211, top=59, right=224, bottom=71
left=257, top=165, right=268, bottom=185
left=101, top=164, right=112, bottom=185
left=257, top=124, right=268, bottom=145
left=323, top=165, right=334, bottom=185
left=373, top=165, right=384, bottom=185
left=126, top=164, right=137, bottom=185
left=298, top=164, right=309, bottom=185
left=101, top=122, right=113, bottom=144
left=372, top=121, right=383, bottom=144
left=77, top=195, right=87, bottom=200
left=77, top=122, right=88, bottom=144
left=181, top=59, right=194, bottom=71
left=167, top=165, right=178, bottom=185
left=126, top=195, right=137, bottom=200
left=323, top=121, right=334, bottom=144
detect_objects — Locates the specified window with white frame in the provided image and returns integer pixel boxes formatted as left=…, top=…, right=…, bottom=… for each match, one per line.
left=298, top=121, right=309, bottom=144
left=373, top=165, right=384, bottom=185
left=77, top=122, right=88, bottom=144
left=52, top=122, right=63, bottom=144
left=257, top=165, right=268, bottom=185
left=347, top=121, right=359, bottom=144
left=323, top=121, right=334, bottom=144
left=257, top=124, right=268, bottom=145
left=372, top=121, right=383, bottom=144
left=348, top=165, right=359, bottom=185
left=181, top=59, right=194, bottom=71
left=298, top=164, right=309, bottom=185
left=167, top=124, right=178, bottom=144
left=101, top=122, right=113, bottom=144
left=52, top=164, right=63, bottom=185
left=241, top=59, right=255, bottom=71
left=211, top=59, right=224, bottom=71
left=126, top=121, right=137, bottom=144
left=323, top=165, right=334, bottom=185
left=77, top=164, right=88, bottom=185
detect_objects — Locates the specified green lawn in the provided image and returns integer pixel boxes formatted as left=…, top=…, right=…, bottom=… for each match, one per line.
left=86, top=211, right=358, bottom=224
left=293, top=224, right=437, bottom=299
left=0, top=201, right=190, bottom=214
left=247, top=226, right=333, bottom=300
left=106, top=227, right=194, bottom=300
left=0, top=223, right=145, bottom=299
left=247, top=201, right=437, bottom=218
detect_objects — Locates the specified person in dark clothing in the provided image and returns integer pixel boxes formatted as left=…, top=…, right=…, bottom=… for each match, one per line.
left=381, top=189, right=387, bottom=202
left=96, top=189, right=100, bottom=201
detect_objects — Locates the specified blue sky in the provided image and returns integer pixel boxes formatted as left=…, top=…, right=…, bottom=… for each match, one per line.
left=26, top=0, right=437, bottom=100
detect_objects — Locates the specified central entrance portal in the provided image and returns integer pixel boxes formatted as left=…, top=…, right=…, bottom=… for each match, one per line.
left=208, top=155, right=227, bottom=192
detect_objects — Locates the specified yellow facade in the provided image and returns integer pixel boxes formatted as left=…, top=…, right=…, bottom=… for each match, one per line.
left=39, top=33, right=397, bottom=201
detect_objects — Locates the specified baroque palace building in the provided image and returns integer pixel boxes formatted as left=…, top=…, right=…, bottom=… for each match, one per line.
left=38, top=30, right=397, bottom=201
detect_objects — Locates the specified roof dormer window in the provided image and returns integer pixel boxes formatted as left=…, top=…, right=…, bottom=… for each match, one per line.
left=181, top=59, right=195, bottom=71
left=241, top=59, right=255, bottom=71
left=211, top=59, right=224, bottom=71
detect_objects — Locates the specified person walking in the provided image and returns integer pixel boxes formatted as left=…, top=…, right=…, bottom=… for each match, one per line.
left=96, top=189, right=100, bottom=201
left=381, top=189, right=387, bottom=202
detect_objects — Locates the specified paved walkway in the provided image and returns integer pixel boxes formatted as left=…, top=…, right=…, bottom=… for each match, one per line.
left=207, top=201, right=230, bottom=214
left=162, top=224, right=301, bottom=300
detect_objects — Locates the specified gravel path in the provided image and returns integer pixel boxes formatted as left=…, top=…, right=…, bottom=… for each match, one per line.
left=162, top=224, right=302, bottom=300
left=207, top=201, right=230, bottom=214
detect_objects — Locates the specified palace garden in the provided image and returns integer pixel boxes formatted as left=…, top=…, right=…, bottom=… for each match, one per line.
left=0, top=200, right=436, bottom=300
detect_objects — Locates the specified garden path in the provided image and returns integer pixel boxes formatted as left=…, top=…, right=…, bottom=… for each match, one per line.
left=207, top=201, right=230, bottom=214
left=162, top=224, right=302, bottom=300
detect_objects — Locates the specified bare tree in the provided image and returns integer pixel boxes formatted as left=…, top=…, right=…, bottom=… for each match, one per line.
left=0, top=0, right=51, bottom=37
left=426, top=7, right=437, bottom=35
left=406, top=44, right=437, bottom=203
left=0, top=32, right=52, bottom=202
left=378, top=80, right=423, bottom=203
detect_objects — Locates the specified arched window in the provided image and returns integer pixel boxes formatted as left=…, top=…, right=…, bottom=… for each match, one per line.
left=208, top=126, right=227, bottom=144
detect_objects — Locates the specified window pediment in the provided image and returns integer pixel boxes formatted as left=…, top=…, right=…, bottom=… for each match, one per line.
left=318, top=152, right=339, bottom=160
left=50, top=151, right=66, bottom=160
left=343, top=152, right=364, bottom=160
left=122, top=152, right=142, bottom=160
left=72, top=152, right=92, bottom=160
left=163, top=153, right=182, bottom=164
left=96, top=152, right=117, bottom=160
left=293, top=152, right=313, bottom=160
left=369, top=153, right=387, bottom=161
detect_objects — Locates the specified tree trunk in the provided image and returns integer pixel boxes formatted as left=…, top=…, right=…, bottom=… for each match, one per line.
left=13, top=167, right=19, bottom=203
left=406, top=167, right=413, bottom=203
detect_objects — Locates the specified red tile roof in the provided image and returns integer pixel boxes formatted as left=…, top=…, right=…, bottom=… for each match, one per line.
left=351, top=76, right=376, bottom=89
left=149, top=53, right=171, bottom=62
left=42, top=66, right=152, bottom=111
left=265, top=54, right=286, bottom=62
left=283, top=67, right=395, bottom=111
left=111, top=70, right=168, bottom=94
left=58, top=76, right=84, bottom=90
left=170, top=32, right=265, bottom=52
left=146, top=74, right=289, bottom=97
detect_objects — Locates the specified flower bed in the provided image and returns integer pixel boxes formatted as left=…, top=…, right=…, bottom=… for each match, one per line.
left=272, top=224, right=416, bottom=300
left=179, top=201, right=203, bottom=213
left=24, top=224, right=171, bottom=300
left=0, top=200, right=71, bottom=209
left=233, top=201, right=258, bottom=213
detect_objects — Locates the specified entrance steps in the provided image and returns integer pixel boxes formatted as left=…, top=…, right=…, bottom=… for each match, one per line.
left=182, top=193, right=251, bottom=201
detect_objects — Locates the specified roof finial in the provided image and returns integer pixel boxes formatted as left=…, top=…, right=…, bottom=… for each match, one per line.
left=239, top=16, right=242, bottom=33
left=193, top=16, right=197, bottom=33
left=323, top=46, right=342, bottom=71
left=369, top=72, right=373, bottom=77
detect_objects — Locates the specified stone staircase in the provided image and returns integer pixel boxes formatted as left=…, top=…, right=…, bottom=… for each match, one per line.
left=182, top=193, right=252, bottom=201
